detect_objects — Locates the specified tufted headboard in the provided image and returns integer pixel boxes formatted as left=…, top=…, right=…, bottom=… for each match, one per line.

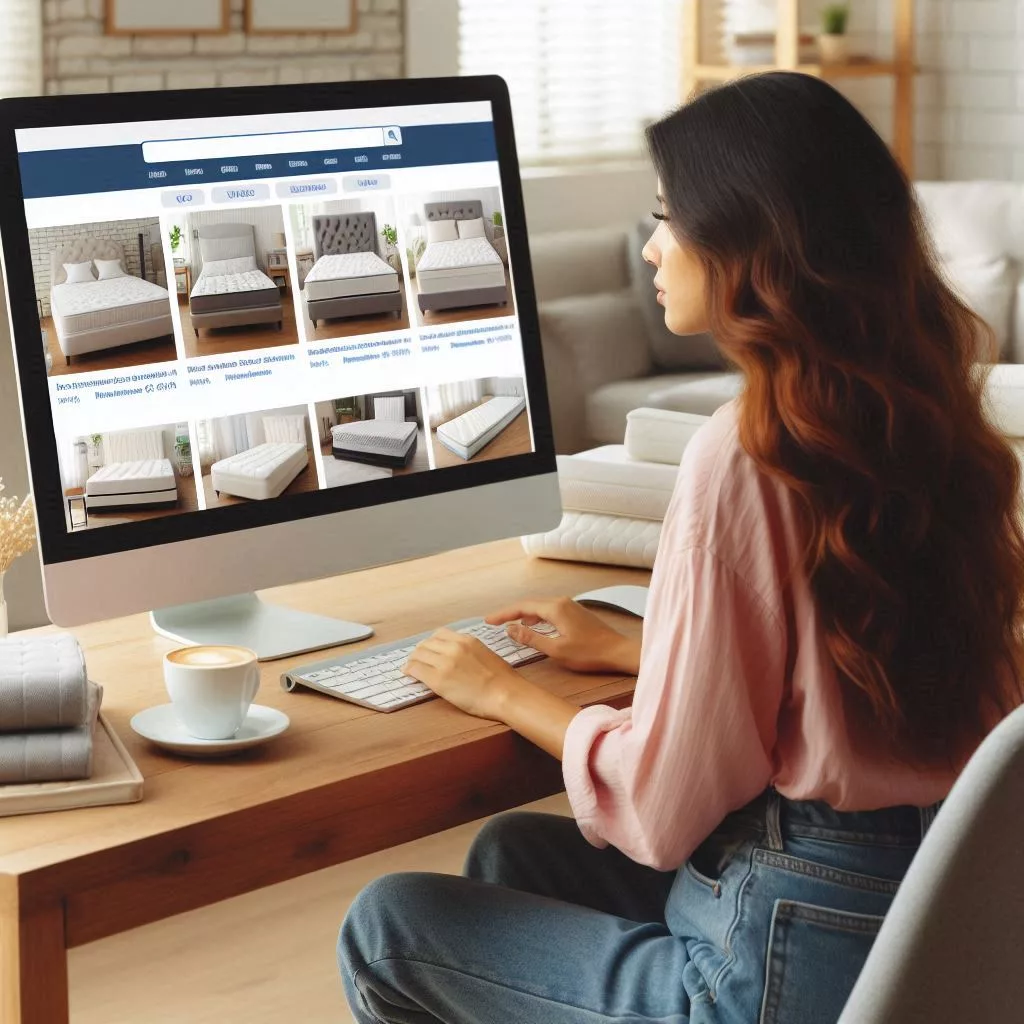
left=50, top=238, right=125, bottom=286
left=312, top=213, right=379, bottom=260
left=196, top=222, right=257, bottom=271
left=424, top=200, right=484, bottom=223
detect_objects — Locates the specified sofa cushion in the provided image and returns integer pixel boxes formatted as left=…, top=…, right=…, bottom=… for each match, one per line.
left=628, top=216, right=727, bottom=372
left=586, top=372, right=735, bottom=445
left=981, top=363, right=1024, bottom=438
left=943, top=257, right=1015, bottom=361
left=529, top=227, right=631, bottom=304
left=646, top=373, right=745, bottom=417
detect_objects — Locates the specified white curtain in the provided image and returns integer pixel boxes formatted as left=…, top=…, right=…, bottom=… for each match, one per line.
left=458, top=0, right=681, bottom=165
left=197, top=416, right=249, bottom=464
left=62, top=439, right=87, bottom=490
left=484, top=377, right=524, bottom=397
left=428, top=379, right=483, bottom=428
left=0, top=1, right=43, bottom=99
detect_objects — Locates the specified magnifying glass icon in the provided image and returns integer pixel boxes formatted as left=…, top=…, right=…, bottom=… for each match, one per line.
left=385, top=127, right=402, bottom=145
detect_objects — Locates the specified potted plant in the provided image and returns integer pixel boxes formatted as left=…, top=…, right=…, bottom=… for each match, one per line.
left=380, top=224, right=399, bottom=270
left=174, top=434, right=193, bottom=477
left=406, top=236, right=427, bottom=278
left=492, top=211, right=504, bottom=239
left=819, top=4, right=849, bottom=64
left=88, top=432, right=104, bottom=469
left=169, top=224, right=183, bottom=264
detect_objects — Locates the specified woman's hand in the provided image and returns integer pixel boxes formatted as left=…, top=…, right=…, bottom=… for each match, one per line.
left=486, top=597, right=641, bottom=675
left=404, top=628, right=526, bottom=721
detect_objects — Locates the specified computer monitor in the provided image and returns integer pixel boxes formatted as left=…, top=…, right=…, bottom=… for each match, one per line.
left=0, top=76, right=561, bottom=658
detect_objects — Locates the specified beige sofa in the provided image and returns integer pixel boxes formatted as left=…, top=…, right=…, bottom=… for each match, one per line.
left=531, top=182, right=1024, bottom=453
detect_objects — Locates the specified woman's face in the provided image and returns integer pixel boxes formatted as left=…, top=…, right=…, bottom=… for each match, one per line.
left=641, top=186, right=710, bottom=336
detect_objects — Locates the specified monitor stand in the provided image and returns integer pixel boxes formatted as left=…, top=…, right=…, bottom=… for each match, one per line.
left=150, top=593, right=373, bottom=661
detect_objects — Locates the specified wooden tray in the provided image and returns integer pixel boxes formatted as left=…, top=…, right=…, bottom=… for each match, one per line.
left=0, top=713, right=143, bottom=817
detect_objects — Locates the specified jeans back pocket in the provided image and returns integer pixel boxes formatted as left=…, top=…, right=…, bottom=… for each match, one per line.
left=759, top=898, right=885, bottom=1024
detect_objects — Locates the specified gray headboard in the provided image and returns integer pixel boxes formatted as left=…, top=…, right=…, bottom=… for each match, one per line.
left=50, top=238, right=125, bottom=286
left=312, top=213, right=379, bottom=260
left=196, top=222, right=257, bottom=271
left=424, top=200, right=484, bottom=223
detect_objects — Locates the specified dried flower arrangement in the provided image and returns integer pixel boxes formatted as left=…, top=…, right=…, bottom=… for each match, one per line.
left=0, top=478, right=36, bottom=637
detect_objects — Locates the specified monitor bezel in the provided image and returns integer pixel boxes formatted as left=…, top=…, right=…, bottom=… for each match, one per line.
left=0, top=76, right=555, bottom=567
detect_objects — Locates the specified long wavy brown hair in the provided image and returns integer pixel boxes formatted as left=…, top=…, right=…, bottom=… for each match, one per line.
left=648, top=72, right=1024, bottom=768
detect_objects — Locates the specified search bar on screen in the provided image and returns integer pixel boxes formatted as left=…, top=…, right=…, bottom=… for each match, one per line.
left=142, top=126, right=401, bottom=163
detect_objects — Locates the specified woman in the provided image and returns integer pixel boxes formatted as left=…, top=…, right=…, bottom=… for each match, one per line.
left=338, top=72, right=1024, bottom=1023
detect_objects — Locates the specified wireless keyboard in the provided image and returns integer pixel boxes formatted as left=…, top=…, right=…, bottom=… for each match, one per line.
left=280, top=617, right=558, bottom=712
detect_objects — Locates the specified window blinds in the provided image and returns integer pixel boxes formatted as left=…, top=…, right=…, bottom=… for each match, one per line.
left=0, top=1, right=43, bottom=98
left=458, top=0, right=682, bottom=165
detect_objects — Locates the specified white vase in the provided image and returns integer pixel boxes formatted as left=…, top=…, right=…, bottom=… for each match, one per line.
left=0, top=571, right=7, bottom=639
left=818, top=33, right=849, bottom=63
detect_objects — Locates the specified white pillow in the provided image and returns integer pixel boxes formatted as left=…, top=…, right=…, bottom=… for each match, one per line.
left=425, top=220, right=458, bottom=244
left=94, top=258, right=125, bottom=280
left=63, top=261, right=95, bottom=284
left=262, top=414, right=306, bottom=445
left=457, top=217, right=486, bottom=239
left=203, top=255, right=258, bottom=276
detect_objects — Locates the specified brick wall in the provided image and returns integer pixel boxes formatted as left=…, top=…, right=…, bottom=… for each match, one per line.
left=29, top=217, right=161, bottom=316
left=43, top=0, right=402, bottom=94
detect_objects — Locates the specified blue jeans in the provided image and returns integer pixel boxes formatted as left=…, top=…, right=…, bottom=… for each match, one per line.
left=338, top=789, right=940, bottom=1023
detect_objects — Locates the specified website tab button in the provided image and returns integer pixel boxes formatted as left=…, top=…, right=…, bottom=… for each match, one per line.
left=212, top=184, right=270, bottom=203
left=343, top=174, right=391, bottom=192
left=274, top=179, right=338, bottom=198
left=161, top=188, right=204, bottom=208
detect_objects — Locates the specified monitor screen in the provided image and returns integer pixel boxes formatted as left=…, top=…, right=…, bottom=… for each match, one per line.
left=0, top=79, right=553, bottom=570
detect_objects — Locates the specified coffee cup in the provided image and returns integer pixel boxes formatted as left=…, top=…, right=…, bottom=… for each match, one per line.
left=163, top=644, right=261, bottom=740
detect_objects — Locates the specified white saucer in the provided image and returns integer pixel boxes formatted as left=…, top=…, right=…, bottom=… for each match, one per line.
left=130, top=704, right=290, bottom=757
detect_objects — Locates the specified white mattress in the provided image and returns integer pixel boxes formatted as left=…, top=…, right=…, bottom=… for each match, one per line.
left=623, top=408, right=710, bottom=466
left=211, top=442, right=307, bottom=500
left=521, top=511, right=662, bottom=569
left=86, top=458, right=176, bottom=496
left=190, top=268, right=278, bottom=297
left=416, top=238, right=505, bottom=294
left=436, top=395, right=525, bottom=460
left=50, top=276, right=170, bottom=335
left=557, top=446, right=679, bottom=521
left=305, top=253, right=399, bottom=302
left=331, top=420, right=416, bottom=457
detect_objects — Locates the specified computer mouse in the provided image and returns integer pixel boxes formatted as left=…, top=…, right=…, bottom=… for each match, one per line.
left=573, top=585, right=648, bottom=618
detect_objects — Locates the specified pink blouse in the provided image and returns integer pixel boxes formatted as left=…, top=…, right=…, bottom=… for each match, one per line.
left=562, top=399, right=959, bottom=871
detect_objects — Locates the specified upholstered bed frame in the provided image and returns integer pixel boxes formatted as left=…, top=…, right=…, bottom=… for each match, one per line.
left=48, top=238, right=174, bottom=363
left=190, top=222, right=283, bottom=335
left=417, top=200, right=508, bottom=313
left=306, top=212, right=403, bottom=327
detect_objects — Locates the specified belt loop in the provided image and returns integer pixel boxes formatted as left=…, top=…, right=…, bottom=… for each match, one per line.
left=919, top=800, right=941, bottom=840
left=766, top=788, right=784, bottom=851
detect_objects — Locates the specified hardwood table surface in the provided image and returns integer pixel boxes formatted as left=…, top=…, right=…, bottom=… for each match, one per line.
left=1, top=538, right=648, bottom=1024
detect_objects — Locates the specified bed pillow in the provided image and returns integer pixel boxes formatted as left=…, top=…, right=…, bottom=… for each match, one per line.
left=94, top=258, right=126, bottom=281
left=202, top=255, right=258, bottom=276
left=457, top=217, right=486, bottom=240
left=63, top=261, right=95, bottom=284
left=263, top=414, right=306, bottom=445
left=426, top=219, right=459, bottom=244
left=373, top=395, right=406, bottom=421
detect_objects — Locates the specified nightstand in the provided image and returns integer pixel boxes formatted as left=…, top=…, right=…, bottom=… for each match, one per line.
left=65, top=487, right=87, bottom=529
left=265, top=251, right=290, bottom=293
left=173, top=262, right=191, bottom=299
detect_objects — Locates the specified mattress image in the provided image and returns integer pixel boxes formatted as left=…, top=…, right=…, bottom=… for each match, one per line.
left=85, top=458, right=177, bottom=508
left=416, top=238, right=505, bottom=295
left=210, top=442, right=308, bottom=501
left=304, top=253, right=399, bottom=302
left=435, top=395, right=526, bottom=460
left=51, top=277, right=172, bottom=335
left=190, top=268, right=281, bottom=315
left=331, top=420, right=417, bottom=467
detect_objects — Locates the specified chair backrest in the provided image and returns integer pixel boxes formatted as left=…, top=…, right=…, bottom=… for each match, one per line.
left=838, top=701, right=1024, bottom=1022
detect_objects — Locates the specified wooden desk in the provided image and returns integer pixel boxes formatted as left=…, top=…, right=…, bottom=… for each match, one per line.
left=0, top=539, right=647, bottom=1023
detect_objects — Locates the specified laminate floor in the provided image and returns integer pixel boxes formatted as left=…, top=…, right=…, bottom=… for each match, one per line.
left=430, top=408, right=532, bottom=469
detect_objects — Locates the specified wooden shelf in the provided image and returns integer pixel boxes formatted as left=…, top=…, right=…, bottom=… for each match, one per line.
left=683, top=0, right=916, bottom=175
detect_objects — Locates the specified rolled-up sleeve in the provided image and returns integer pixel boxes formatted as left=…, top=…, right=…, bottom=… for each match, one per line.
left=562, top=544, right=786, bottom=871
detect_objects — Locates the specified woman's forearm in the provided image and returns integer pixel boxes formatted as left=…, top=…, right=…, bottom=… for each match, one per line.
left=495, top=680, right=580, bottom=760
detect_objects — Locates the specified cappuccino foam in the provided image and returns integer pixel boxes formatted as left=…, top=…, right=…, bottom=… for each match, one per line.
left=167, top=644, right=253, bottom=667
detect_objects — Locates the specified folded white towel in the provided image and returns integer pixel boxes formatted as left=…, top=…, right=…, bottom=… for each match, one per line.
left=0, top=681, right=101, bottom=783
left=624, top=407, right=709, bottom=465
left=0, top=633, right=89, bottom=732
left=557, top=446, right=678, bottom=521
left=522, top=511, right=662, bottom=569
